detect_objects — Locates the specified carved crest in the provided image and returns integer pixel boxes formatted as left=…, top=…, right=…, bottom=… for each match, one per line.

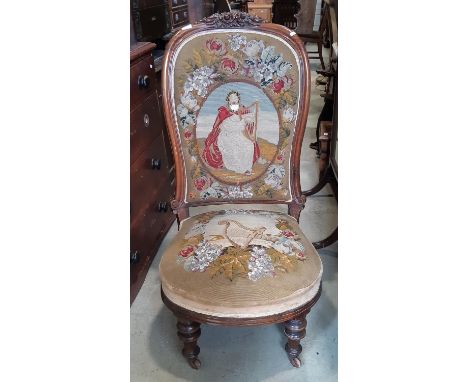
left=200, top=11, right=263, bottom=28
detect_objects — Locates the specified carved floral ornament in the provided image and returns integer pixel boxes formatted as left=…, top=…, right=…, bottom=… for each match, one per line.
left=200, top=11, right=263, bottom=28
left=174, top=31, right=299, bottom=202
left=177, top=210, right=307, bottom=282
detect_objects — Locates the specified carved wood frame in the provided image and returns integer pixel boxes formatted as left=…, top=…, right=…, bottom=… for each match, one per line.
left=161, top=12, right=311, bottom=223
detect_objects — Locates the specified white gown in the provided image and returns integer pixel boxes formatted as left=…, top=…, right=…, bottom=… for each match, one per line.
left=217, top=113, right=254, bottom=174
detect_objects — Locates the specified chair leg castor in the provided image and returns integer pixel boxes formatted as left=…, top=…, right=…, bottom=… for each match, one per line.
left=284, top=313, right=309, bottom=368
left=177, top=319, right=201, bottom=369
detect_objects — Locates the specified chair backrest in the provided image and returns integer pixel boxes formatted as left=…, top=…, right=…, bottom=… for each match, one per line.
left=162, top=12, right=311, bottom=221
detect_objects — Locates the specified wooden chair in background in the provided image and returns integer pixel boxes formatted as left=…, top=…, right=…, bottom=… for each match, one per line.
left=304, top=0, right=338, bottom=249
left=295, top=0, right=331, bottom=69
left=159, top=11, right=323, bottom=369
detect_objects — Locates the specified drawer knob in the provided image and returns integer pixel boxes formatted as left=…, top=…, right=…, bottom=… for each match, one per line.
left=143, top=113, right=150, bottom=127
left=151, top=158, right=161, bottom=170
left=138, top=75, right=150, bottom=89
left=130, top=250, right=140, bottom=265
left=158, top=201, right=169, bottom=213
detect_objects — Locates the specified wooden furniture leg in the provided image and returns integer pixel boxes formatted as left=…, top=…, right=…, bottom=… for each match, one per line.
left=312, top=226, right=338, bottom=249
left=176, top=318, right=202, bottom=369
left=283, top=311, right=310, bottom=368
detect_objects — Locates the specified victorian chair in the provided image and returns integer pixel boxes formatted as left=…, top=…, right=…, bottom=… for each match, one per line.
left=159, top=11, right=323, bottom=369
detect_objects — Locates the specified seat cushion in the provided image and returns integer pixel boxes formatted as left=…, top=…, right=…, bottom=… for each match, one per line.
left=159, top=209, right=323, bottom=318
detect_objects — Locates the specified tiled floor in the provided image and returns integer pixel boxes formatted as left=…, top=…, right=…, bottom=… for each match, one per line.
left=131, top=45, right=338, bottom=382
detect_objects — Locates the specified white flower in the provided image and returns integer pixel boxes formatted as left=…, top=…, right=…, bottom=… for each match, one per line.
left=272, top=241, right=293, bottom=255
left=177, top=104, right=188, bottom=118
left=243, top=40, right=264, bottom=58
left=224, top=185, right=253, bottom=199
left=183, top=66, right=218, bottom=98
left=228, top=34, right=247, bottom=51
left=180, top=92, right=199, bottom=111
left=282, top=107, right=295, bottom=123
left=248, top=246, right=274, bottom=281
left=260, top=46, right=276, bottom=62
left=253, top=69, right=264, bottom=83
left=182, top=113, right=196, bottom=128
left=200, top=181, right=225, bottom=199
left=263, top=68, right=273, bottom=82
left=277, top=61, right=293, bottom=77
left=272, top=237, right=305, bottom=256
left=264, top=165, right=285, bottom=189
left=183, top=241, right=223, bottom=272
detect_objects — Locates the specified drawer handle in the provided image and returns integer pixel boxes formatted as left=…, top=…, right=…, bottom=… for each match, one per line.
left=130, top=250, right=140, bottom=265
left=143, top=113, right=150, bottom=127
left=138, top=75, right=150, bottom=89
left=158, top=201, right=169, bottom=213
left=151, top=16, right=157, bottom=21
left=151, top=158, right=161, bottom=170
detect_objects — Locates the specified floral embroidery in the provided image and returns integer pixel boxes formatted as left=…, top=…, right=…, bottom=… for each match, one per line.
left=194, top=176, right=209, bottom=191
left=248, top=246, right=275, bottom=281
left=182, top=241, right=224, bottom=272
left=176, top=33, right=299, bottom=201
left=183, top=66, right=218, bottom=97
left=177, top=211, right=306, bottom=281
left=219, top=56, right=239, bottom=74
left=179, top=245, right=195, bottom=257
left=264, top=165, right=285, bottom=189
left=206, top=38, right=227, bottom=56
left=228, top=34, right=247, bottom=51
left=282, top=107, right=295, bottom=123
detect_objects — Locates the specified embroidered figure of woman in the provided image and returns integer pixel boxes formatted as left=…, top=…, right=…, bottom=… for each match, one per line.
left=202, top=90, right=260, bottom=175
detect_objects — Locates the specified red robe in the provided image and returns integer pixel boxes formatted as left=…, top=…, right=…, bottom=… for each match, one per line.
left=202, top=106, right=260, bottom=169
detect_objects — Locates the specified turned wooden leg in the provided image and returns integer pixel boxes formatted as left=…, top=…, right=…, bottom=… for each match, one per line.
left=284, top=313, right=309, bottom=368
left=176, top=319, right=201, bottom=369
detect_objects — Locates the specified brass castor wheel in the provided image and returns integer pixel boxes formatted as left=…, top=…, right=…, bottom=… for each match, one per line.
left=188, top=357, right=201, bottom=369
left=289, top=357, right=302, bottom=368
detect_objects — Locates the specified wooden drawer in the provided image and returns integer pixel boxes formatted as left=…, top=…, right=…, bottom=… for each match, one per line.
left=131, top=135, right=172, bottom=221
left=132, top=6, right=171, bottom=42
left=130, top=93, right=163, bottom=163
left=130, top=54, right=156, bottom=111
left=130, top=191, right=174, bottom=301
left=170, top=0, right=187, bottom=8
left=130, top=193, right=173, bottom=260
left=172, top=7, right=189, bottom=26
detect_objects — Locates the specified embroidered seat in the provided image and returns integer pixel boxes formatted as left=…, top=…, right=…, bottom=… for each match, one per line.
left=160, top=209, right=322, bottom=318
left=159, top=11, right=322, bottom=369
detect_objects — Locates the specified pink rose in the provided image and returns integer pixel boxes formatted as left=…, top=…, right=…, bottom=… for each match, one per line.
left=276, top=153, right=284, bottom=162
left=206, top=38, right=226, bottom=55
left=179, top=245, right=194, bottom=258
left=272, top=76, right=293, bottom=93
left=194, top=176, right=208, bottom=191
left=272, top=78, right=285, bottom=93
left=220, top=57, right=238, bottom=74
left=184, top=130, right=192, bottom=140
left=282, top=230, right=295, bottom=238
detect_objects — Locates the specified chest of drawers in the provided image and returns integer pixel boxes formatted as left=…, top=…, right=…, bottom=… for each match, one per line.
left=130, top=42, right=175, bottom=304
